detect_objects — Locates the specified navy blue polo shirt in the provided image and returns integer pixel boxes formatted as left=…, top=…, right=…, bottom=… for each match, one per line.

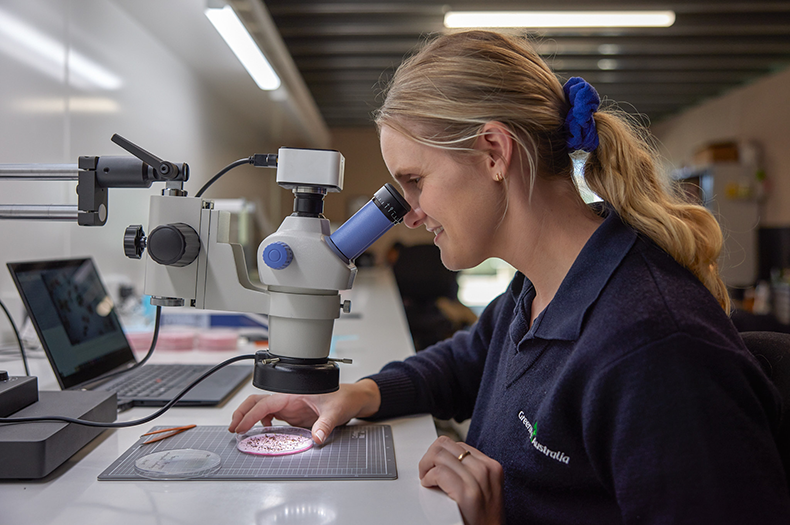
left=369, top=208, right=790, bottom=524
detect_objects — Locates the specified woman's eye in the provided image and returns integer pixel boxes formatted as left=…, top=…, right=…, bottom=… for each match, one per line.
left=408, top=177, right=422, bottom=187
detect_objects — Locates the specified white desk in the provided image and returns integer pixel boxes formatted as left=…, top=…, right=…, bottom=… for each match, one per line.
left=0, top=268, right=462, bottom=525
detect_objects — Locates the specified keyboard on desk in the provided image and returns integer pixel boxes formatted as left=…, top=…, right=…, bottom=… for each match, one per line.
left=112, top=365, right=205, bottom=398
left=90, top=361, right=251, bottom=407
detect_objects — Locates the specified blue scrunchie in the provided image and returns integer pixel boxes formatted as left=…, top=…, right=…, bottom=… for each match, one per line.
left=563, top=77, right=600, bottom=152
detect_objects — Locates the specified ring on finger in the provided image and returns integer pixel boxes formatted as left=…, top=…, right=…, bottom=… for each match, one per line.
left=458, top=450, right=471, bottom=462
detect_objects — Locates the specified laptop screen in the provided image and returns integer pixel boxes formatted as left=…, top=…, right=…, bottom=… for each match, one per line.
left=7, top=258, right=136, bottom=389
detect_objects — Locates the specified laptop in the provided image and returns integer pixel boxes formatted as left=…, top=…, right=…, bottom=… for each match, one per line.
left=7, top=257, right=251, bottom=408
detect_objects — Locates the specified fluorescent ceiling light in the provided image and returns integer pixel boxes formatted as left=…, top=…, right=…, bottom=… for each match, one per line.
left=444, top=11, right=676, bottom=29
left=597, top=59, right=619, bottom=70
left=15, top=97, right=120, bottom=114
left=205, top=5, right=281, bottom=91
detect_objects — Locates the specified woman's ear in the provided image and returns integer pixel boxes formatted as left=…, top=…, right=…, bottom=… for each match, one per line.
left=476, top=121, right=514, bottom=181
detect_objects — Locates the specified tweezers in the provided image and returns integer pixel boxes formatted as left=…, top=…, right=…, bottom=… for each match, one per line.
left=141, top=424, right=196, bottom=444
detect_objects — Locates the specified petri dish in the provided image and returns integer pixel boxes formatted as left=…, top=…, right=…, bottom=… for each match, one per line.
left=134, top=448, right=221, bottom=480
left=236, top=426, right=314, bottom=456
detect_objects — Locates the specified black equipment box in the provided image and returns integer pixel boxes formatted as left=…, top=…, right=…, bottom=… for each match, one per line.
left=0, top=390, right=116, bottom=479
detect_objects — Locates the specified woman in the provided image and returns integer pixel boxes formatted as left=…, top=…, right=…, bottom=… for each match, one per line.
left=229, top=31, right=790, bottom=524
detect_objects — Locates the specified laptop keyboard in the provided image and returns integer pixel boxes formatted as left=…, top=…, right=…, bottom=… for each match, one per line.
left=113, top=365, right=207, bottom=398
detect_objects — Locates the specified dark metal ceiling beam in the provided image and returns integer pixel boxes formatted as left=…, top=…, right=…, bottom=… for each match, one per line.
left=266, top=1, right=790, bottom=16
left=307, top=83, right=744, bottom=99
left=261, top=0, right=790, bottom=127
left=292, top=55, right=786, bottom=71
left=300, top=69, right=768, bottom=85
left=284, top=35, right=790, bottom=57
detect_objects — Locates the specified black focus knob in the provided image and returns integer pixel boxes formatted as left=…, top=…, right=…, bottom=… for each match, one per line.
left=124, top=225, right=147, bottom=259
left=147, top=222, right=200, bottom=267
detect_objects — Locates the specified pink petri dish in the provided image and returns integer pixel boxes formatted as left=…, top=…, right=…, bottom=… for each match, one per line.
left=156, top=329, right=197, bottom=351
left=236, top=426, right=314, bottom=457
left=197, top=330, right=238, bottom=351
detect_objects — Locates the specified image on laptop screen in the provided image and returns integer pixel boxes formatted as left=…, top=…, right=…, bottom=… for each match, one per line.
left=7, top=258, right=136, bottom=390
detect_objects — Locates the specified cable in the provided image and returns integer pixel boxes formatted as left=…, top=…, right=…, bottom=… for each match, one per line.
left=194, top=154, right=278, bottom=198
left=0, top=296, right=29, bottom=376
left=195, top=158, right=250, bottom=198
left=0, top=353, right=255, bottom=428
left=90, top=305, right=162, bottom=385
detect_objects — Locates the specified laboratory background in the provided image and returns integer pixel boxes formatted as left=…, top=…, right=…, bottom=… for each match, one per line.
left=3, top=0, right=790, bottom=330
left=1, top=0, right=790, bottom=522
left=2, top=0, right=790, bottom=330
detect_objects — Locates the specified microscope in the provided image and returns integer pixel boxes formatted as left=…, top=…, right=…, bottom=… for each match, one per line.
left=0, top=135, right=410, bottom=395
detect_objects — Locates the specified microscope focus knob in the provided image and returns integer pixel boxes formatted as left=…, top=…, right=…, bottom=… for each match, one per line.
left=123, top=225, right=147, bottom=259
left=147, top=222, right=200, bottom=267
left=263, top=241, right=293, bottom=270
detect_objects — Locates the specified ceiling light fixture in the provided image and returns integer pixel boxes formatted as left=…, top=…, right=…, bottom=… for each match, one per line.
left=205, top=4, right=281, bottom=91
left=444, top=11, right=676, bottom=29
left=15, top=97, right=120, bottom=114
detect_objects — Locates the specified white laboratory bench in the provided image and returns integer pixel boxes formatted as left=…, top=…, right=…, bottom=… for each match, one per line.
left=0, top=267, right=462, bottom=525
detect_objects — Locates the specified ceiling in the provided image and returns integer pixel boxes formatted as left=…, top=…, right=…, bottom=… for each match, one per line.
left=261, top=0, right=790, bottom=128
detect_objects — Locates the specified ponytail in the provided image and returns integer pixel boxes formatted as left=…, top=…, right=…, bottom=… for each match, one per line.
left=584, top=110, right=730, bottom=311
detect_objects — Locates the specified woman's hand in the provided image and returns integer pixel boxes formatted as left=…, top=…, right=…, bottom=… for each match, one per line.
left=419, top=435, right=504, bottom=525
left=228, top=379, right=381, bottom=445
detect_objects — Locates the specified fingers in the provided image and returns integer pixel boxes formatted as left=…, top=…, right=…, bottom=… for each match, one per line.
left=228, top=383, right=377, bottom=440
left=420, top=446, right=477, bottom=491
left=228, top=394, right=289, bottom=434
left=311, top=416, right=335, bottom=445
left=228, top=394, right=263, bottom=432
left=419, top=435, right=466, bottom=479
left=419, top=439, right=477, bottom=491
left=310, top=394, right=356, bottom=444
left=419, top=437, right=504, bottom=525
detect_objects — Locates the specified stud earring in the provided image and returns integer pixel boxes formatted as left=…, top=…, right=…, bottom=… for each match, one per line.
left=494, top=172, right=504, bottom=182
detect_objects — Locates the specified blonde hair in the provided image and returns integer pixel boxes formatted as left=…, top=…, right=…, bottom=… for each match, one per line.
left=375, top=30, right=729, bottom=312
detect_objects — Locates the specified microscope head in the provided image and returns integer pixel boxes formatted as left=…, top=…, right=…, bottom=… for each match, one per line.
left=253, top=149, right=409, bottom=394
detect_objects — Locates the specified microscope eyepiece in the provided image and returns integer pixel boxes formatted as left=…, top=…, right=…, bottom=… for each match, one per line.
left=325, top=183, right=410, bottom=263
left=372, top=183, right=410, bottom=224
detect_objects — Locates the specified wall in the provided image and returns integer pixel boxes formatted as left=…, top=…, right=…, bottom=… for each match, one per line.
left=652, top=65, right=790, bottom=226
left=0, top=0, right=310, bottom=347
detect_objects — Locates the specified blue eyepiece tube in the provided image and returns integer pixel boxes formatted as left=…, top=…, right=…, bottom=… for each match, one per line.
left=326, top=183, right=410, bottom=262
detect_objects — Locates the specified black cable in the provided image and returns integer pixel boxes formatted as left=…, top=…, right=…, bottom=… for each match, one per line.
left=0, top=296, right=29, bottom=376
left=0, top=353, right=255, bottom=428
left=194, top=154, right=278, bottom=198
left=91, top=305, right=162, bottom=385
left=195, top=158, right=252, bottom=198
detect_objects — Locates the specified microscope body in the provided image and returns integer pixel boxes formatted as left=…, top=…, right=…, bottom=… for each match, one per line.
left=138, top=148, right=366, bottom=393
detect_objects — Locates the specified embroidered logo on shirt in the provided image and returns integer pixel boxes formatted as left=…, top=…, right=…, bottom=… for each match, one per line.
left=518, top=410, right=570, bottom=465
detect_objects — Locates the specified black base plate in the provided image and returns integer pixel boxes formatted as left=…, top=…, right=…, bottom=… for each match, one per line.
left=253, top=351, right=339, bottom=394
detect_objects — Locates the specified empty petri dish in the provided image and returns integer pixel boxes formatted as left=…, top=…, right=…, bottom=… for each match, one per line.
left=236, top=426, right=314, bottom=456
left=134, top=448, right=221, bottom=480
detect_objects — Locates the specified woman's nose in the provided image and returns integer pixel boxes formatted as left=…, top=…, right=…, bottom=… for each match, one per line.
left=403, top=207, right=426, bottom=229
